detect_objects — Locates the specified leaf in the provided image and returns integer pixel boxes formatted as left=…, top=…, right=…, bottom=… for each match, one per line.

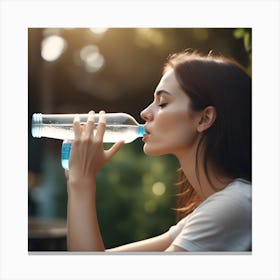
left=233, top=28, right=245, bottom=39
left=243, top=32, right=251, bottom=52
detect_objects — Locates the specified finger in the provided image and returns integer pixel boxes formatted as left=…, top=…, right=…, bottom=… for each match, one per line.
left=64, top=170, right=69, bottom=180
left=73, top=114, right=82, bottom=140
left=85, top=110, right=95, bottom=139
left=95, top=110, right=106, bottom=141
left=105, top=140, right=125, bottom=161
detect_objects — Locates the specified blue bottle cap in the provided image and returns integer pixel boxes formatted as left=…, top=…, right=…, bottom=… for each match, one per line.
left=138, top=125, right=146, bottom=137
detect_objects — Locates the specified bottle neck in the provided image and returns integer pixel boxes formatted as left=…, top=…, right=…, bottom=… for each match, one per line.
left=138, top=125, right=146, bottom=137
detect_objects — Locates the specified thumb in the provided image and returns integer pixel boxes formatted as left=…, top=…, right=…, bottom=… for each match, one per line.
left=105, top=140, right=125, bottom=161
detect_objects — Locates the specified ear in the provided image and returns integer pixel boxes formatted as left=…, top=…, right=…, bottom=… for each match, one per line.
left=197, top=106, right=216, bottom=133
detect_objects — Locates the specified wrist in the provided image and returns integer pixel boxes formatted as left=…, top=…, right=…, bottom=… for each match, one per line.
left=67, top=176, right=97, bottom=196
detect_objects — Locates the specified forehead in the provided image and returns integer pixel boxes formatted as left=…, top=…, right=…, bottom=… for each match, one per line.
left=155, top=69, right=185, bottom=96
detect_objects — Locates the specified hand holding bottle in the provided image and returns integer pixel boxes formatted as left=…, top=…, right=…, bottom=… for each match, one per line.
left=32, top=111, right=145, bottom=169
left=65, top=111, right=124, bottom=189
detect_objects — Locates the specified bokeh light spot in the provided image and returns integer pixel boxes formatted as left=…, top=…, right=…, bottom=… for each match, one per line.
left=79, top=45, right=105, bottom=73
left=152, top=181, right=166, bottom=196
left=41, top=35, right=67, bottom=62
left=89, top=28, right=108, bottom=35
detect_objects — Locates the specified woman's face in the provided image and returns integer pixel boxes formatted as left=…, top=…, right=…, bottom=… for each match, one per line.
left=141, top=69, right=201, bottom=157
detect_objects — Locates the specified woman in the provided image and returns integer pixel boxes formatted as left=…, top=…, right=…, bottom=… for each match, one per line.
left=66, top=50, right=252, bottom=252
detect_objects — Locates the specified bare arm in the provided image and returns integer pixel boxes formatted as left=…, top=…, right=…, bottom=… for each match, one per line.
left=106, top=232, right=186, bottom=252
left=67, top=180, right=105, bottom=251
left=107, top=231, right=172, bottom=252
left=66, top=111, right=123, bottom=251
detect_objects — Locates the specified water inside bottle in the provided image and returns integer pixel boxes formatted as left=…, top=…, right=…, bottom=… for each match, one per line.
left=41, top=124, right=141, bottom=143
left=61, top=141, right=72, bottom=170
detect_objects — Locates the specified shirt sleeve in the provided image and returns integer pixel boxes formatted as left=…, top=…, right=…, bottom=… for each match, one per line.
left=168, top=187, right=252, bottom=252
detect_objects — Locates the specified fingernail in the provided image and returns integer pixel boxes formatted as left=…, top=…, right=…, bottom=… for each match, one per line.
left=88, top=110, right=95, bottom=121
left=74, top=114, right=80, bottom=122
left=99, top=110, right=106, bottom=123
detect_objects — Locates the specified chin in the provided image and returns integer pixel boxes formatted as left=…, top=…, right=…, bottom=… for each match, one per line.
left=143, top=144, right=167, bottom=157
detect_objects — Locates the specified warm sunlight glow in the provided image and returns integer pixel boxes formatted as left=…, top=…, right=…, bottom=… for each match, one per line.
left=135, top=28, right=164, bottom=48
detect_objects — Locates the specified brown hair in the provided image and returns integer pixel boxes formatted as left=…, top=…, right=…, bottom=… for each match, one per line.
left=164, top=50, right=252, bottom=221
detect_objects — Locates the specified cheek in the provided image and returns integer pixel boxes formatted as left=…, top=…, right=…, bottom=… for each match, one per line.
left=157, top=110, right=194, bottom=136
left=165, top=120, right=196, bottom=148
left=152, top=110, right=198, bottom=151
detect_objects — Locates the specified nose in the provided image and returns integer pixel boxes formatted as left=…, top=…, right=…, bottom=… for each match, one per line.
left=140, top=105, right=153, bottom=122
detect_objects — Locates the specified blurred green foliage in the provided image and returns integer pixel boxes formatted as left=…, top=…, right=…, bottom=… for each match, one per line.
left=233, top=28, right=252, bottom=75
left=96, top=140, right=178, bottom=248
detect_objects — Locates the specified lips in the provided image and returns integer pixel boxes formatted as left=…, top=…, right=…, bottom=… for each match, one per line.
left=143, top=126, right=150, bottom=135
left=143, top=126, right=150, bottom=141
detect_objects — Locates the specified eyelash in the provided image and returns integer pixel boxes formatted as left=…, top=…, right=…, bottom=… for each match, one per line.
left=158, top=103, right=167, bottom=108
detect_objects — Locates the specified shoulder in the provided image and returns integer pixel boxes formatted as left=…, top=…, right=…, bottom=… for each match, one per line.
left=168, top=179, right=252, bottom=251
left=201, top=178, right=251, bottom=212
left=194, top=178, right=251, bottom=226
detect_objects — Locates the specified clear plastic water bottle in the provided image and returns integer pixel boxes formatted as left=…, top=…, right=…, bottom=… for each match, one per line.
left=32, top=112, right=146, bottom=170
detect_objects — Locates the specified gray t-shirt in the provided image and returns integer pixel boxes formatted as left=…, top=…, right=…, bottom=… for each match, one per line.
left=168, top=178, right=252, bottom=251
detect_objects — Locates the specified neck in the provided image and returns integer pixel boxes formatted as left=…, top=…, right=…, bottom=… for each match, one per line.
left=175, top=146, right=233, bottom=201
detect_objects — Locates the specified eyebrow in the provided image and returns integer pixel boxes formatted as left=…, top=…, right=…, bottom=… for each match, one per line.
left=154, top=90, right=172, bottom=97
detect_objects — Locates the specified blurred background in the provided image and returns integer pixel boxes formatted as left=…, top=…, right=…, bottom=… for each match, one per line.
left=28, top=28, right=252, bottom=251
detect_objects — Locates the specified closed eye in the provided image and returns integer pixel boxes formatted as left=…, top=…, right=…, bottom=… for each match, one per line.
left=158, top=103, right=168, bottom=108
